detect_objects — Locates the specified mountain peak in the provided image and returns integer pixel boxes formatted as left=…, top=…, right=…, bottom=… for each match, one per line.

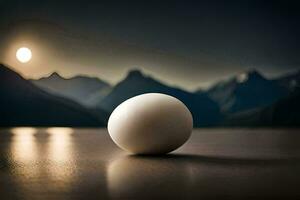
left=127, top=69, right=144, bottom=79
left=48, top=72, right=64, bottom=79
left=247, top=69, right=263, bottom=77
left=237, top=69, right=265, bottom=83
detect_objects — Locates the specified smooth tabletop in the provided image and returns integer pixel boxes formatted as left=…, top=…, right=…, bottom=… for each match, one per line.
left=1, top=128, right=300, bottom=199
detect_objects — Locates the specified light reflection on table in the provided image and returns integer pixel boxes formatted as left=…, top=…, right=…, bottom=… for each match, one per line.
left=46, top=127, right=76, bottom=189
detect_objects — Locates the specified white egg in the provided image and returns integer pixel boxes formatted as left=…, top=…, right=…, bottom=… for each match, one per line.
left=107, top=93, right=193, bottom=154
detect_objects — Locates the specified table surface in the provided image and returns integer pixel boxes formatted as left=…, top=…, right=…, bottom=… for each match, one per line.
left=1, top=128, right=300, bottom=200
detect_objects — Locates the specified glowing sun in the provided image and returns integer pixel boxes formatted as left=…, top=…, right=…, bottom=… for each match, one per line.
left=16, top=47, right=32, bottom=63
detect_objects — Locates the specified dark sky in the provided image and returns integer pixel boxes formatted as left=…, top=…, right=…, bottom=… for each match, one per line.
left=1, top=0, right=300, bottom=89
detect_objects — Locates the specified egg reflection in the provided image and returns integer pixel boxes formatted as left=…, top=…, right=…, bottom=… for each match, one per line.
left=107, top=155, right=195, bottom=199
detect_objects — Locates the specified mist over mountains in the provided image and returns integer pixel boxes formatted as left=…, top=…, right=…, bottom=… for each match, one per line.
left=28, top=64, right=300, bottom=127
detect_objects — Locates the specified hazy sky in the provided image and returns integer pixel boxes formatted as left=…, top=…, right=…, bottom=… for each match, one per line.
left=0, top=0, right=299, bottom=90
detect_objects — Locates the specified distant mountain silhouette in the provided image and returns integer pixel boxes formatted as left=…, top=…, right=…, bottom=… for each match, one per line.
left=223, top=89, right=300, bottom=127
left=4, top=60, right=299, bottom=127
left=31, top=72, right=111, bottom=107
left=199, top=70, right=288, bottom=113
left=274, top=70, right=300, bottom=92
left=0, top=64, right=106, bottom=127
left=99, top=69, right=221, bottom=127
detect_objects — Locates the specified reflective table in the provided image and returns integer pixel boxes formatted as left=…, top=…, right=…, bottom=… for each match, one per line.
left=1, top=128, right=300, bottom=199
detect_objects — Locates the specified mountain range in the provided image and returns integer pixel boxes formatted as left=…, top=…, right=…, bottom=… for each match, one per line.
left=199, top=70, right=289, bottom=113
left=98, top=70, right=221, bottom=127
left=0, top=64, right=106, bottom=127
left=1, top=63, right=300, bottom=127
left=202, top=69, right=300, bottom=126
left=274, top=70, right=300, bottom=92
left=223, top=88, right=300, bottom=127
left=31, top=72, right=111, bottom=107
left=31, top=69, right=221, bottom=126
